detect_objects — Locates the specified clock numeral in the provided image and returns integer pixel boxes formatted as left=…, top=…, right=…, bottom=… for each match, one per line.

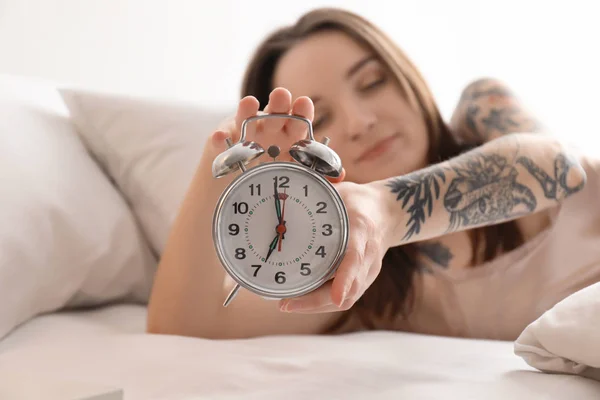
left=303, top=185, right=308, bottom=197
left=233, top=202, right=248, bottom=214
left=322, top=224, right=332, bottom=236
left=315, top=246, right=326, bottom=258
left=275, top=271, right=286, bottom=284
left=300, top=263, right=311, bottom=276
left=235, top=248, right=246, bottom=259
left=228, top=223, right=239, bottom=236
left=251, top=264, right=261, bottom=277
left=316, top=202, right=327, bottom=213
left=249, top=183, right=261, bottom=196
left=273, top=175, right=290, bottom=188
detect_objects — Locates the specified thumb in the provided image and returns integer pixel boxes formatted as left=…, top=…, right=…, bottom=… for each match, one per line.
left=210, top=129, right=231, bottom=152
left=198, top=130, right=231, bottom=171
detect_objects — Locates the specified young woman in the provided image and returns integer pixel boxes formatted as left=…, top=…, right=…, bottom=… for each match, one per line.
left=147, top=8, right=599, bottom=340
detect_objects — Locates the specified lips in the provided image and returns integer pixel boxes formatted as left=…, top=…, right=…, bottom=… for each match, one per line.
left=355, top=133, right=399, bottom=163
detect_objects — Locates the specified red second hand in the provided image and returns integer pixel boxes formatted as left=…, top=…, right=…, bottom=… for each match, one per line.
left=277, top=189, right=287, bottom=252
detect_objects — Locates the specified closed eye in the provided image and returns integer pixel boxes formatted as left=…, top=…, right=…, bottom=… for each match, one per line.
left=360, top=77, right=386, bottom=92
left=312, top=114, right=329, bottom=131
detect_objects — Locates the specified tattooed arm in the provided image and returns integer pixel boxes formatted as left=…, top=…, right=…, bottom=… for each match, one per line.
left=372, top=133, right=587, bottom=247
left=449, top=78, right=543, bottom=143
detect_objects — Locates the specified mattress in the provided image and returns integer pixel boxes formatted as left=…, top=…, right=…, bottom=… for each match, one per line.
left=0, top=304, right=598, bottom=399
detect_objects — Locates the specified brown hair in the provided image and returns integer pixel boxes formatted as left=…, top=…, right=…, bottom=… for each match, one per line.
left=240, top=7, right=523, bottom=332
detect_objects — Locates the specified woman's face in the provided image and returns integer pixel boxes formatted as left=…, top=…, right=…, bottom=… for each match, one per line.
left=273, top=30, right=430, bottom=183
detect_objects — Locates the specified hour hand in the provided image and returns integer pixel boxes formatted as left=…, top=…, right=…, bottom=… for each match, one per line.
left=264, top=234, right=279, bottom=262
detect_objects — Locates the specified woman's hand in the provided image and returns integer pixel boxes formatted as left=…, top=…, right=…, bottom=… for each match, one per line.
left=278, top=181, right=391, bottom=313
left=199, top=86, right=353, bottom=314
left=150, top=86, right=348, bottom=339
left=197, top=87, right=339, bottom=202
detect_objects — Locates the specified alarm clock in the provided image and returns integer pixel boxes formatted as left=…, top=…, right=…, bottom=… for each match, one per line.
left=211, top=113, right=349, bottom=307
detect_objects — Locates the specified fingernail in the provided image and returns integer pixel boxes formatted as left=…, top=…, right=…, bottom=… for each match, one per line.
left=279, top=301, right=288, bottom=312
left=283, top=301, right=299, bottom=312
left=338, top=294, right=346, bottom=307
left=339, top=285, right=351, bottom=306
left=280, top=300, right=294, bottom=312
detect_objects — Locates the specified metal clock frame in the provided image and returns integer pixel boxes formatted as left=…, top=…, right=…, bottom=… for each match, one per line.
left=212, top=161, right=349, bottom=301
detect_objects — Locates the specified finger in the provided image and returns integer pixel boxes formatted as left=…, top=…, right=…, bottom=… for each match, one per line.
left=209, top=129, right=231, bottom=153
left=278, top=280, right=335, bottom=312
left=234, top=96, right=260, bottom=142
left=329, top=223, right=372, bottom=306
left=279, top=237, right=363, bottom=312
left=261, top=88, right=292, bottom=136
left=282, top=276, right=363, bottom=313
left=287, top=96, right=314, bottom=141
left=282, top=298, right=356, bottom=314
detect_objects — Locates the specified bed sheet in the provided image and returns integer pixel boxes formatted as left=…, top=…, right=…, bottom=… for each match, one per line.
left=0, top=304, right=598, bottom=399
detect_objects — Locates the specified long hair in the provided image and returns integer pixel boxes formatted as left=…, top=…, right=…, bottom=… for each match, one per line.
left=240, top=7, right=523, bottom=332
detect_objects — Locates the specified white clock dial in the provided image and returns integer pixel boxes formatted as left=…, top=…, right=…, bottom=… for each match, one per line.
left=213, top=162, right=348, bottom=298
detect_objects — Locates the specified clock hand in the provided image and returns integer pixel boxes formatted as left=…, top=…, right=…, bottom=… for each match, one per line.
left=264, top=234, right=279, bottom=262
left=273, top=179, right=282, bottom=224
left=278, top=188, right=287, bottom=252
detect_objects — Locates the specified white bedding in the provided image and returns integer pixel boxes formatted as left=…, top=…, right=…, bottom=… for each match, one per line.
left=0, top=305, right=599, bottom=399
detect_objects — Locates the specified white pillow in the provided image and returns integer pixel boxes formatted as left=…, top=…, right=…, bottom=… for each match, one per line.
left=0, top=75, right=156, bottom=340
left=514, top=281, right=600, bottom=381
left=59, top=88, right=231, bottom=256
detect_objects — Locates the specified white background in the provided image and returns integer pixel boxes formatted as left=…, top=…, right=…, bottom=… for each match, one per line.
left=1, top=0, right=598, bottom=150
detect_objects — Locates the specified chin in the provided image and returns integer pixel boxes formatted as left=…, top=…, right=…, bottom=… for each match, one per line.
left=347, top=167, right=399, bottom=184
left=345, top=144, right=428, bottom=182
left=353, top=160, right=421, bottom=183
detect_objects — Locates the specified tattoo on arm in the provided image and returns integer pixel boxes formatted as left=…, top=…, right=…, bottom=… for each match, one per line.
left=387, top=133, right=585, bottom=239
left=466, top=105, right=537, bottom=139
left=459, top=82, right=513, bottom=101
left=443, top=149, right=536, bottom=231
left=386, top=167, right=446, bottom=241
left=386, top=138, right=534, bottom=239
left=457, top=79, right=541, bottom=141
left=516, top=153, right=586, bottom=200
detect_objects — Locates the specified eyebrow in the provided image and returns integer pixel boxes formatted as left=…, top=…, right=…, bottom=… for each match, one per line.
left=346, top=54, right=378, bottom=79
left=312, top=54, right=378, bottom=105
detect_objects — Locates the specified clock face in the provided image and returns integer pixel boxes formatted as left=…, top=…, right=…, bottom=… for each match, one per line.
left=213, top=162, right=348, bottom=298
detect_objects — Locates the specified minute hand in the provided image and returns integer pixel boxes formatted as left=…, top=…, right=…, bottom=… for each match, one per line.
left=273, top=180, right=282, bottom=223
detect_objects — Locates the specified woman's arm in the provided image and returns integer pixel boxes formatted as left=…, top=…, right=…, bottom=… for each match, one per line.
left=146, top=150, right=227, bottom=338
left=449, top=77, right=543, bottom=143
left=259, top=79, right=589, bottom=314
left=368, top=76, right=583, bottom=247
left=147, top=93, right=341, bottom=339
left=277, top=133, right=588, bottom=314
left=372, top=132, right=587, bottom=248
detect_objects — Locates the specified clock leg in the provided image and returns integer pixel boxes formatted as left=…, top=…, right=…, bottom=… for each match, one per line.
left=223, top=283, right=241, bottom=307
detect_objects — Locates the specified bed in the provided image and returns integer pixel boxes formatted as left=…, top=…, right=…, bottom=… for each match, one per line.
left=1, top=303, right=598, bottom=399
left=1, top=73, right=599, bottom=399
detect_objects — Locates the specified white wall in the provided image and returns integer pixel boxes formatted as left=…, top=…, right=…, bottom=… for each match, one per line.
left=1, top=0, right=599, bottom=149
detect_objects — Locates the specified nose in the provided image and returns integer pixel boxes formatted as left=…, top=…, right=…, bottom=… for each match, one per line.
left=340, top=99, right=376, bottom=141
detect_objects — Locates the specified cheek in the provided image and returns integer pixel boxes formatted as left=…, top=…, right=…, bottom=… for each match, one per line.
left=381, top=93, right=428, bottom=143
left=328, top=141, right=352, bottom=165
left=396, top=120, right=430, bottom=169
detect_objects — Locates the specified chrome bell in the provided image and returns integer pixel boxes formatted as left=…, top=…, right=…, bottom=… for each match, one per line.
left=211, top=112, right=343, bottom=179
left=211, top=116, right=266, bottom=178
left=288, top=117, right=343, bottom=178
